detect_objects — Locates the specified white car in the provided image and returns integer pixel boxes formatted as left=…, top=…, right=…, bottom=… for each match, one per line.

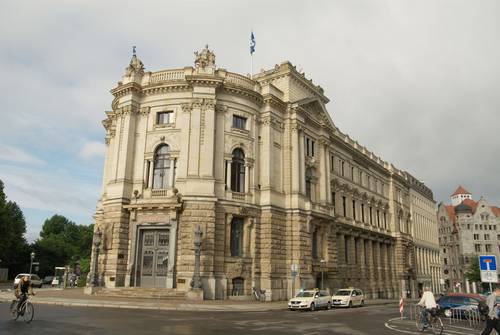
left=332, top=288, right=365, bottom=308
left=13, top=274, right=43, bottom=289
left=288, top=290, right=332, bottom=311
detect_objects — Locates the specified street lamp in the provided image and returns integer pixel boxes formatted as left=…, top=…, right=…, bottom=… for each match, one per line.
left=29, top=252, right=35, bottom=276
left=190, top=226, right=203, bottom=290
left=320, top=259, right=326, bottom=290
left=92, top=228, right=102, bottom=287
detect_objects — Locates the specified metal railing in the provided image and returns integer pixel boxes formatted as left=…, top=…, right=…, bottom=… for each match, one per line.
left=405, top=304, right=484, bottom=330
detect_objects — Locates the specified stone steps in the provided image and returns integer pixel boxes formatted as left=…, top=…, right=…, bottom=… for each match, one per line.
left=95, top=287, right=186, bottom=300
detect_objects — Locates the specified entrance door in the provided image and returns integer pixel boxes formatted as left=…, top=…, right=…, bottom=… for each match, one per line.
left=140, top=230, right=170, bottom=288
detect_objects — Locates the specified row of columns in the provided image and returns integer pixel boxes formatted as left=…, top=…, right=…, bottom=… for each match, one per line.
left=336, top=233, right=395, bottom=298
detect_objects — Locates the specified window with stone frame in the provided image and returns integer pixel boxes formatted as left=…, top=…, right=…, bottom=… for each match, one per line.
left=231, top=148, right=245, bottom=193
left=230, top=217, right=244, bottom=257
left=231, top=277, right=244, bottom=296
left=156, top=111, right=173, bottom=125
left=305, top=167, right=314, bottom=200
left=305, top=137, right=315, bottom=157
left=312, top=228, right=319, bottom=259
left=342, top=196, right=347, bottom=217
left=152, top=144, right=171, bottom=189
left=232, top=115, right=247, bottom=130
left=361, top=203, right=365, bottom=223
left=486, top=244, right=492, bottom=252
left=352, top=200, right=356, bottom=220
left=331, top=191, right=336, bottom=213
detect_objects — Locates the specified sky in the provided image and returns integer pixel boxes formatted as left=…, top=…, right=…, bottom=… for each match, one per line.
left=1, top=0, right=499, bottom=241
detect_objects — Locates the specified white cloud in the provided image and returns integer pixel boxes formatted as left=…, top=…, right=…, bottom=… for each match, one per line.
left=0, top=144, right=45, bottom=165
left=79, top=141, right=105, bottom=160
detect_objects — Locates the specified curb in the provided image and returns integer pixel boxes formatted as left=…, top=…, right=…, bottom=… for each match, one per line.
left=0, top=297, right=398, bottom=312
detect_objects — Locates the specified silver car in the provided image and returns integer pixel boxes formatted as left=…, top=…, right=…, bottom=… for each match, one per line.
left=13, top=274, right=43, bottom=289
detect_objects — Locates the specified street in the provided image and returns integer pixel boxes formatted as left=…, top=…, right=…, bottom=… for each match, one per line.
left=0, top=302, right=482, bottom=335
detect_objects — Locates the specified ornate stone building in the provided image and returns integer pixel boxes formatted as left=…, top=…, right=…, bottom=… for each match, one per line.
left=438, top=186, right=500, bottom=293
left=90, top=46, right=433, bottom=300
left=407, top=174, right=440, bottom=295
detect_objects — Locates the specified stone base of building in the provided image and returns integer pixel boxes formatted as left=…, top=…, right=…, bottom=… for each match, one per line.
left=186, top=288, right=204, bottom=301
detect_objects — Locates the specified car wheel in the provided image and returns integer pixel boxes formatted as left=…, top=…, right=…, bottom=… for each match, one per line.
left=348, top=301, right=353, bottom=308
left=310, top=303, right=315, bottom=311
left=326, top=302, right=331, bottom=310
left=360, top=300, right=364, bottom=307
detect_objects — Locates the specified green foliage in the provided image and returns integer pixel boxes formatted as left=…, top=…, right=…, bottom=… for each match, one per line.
left=32, top=215, right=93, bottom=278
left=465, top=257, right=481, bottom=283
left=0, top=179, right=30, bottom=277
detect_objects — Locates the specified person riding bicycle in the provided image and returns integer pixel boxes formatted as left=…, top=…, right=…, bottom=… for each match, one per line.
left=417, top=286, right=437, bottom=329
left=14, top=275, right=35, bottom=313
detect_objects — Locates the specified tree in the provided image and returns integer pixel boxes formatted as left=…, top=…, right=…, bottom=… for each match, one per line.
left=32, top=215, right=93, bottom=279
left=0, top=179, right=30, bottom=278
left=465, top=257, right=481, bottom=283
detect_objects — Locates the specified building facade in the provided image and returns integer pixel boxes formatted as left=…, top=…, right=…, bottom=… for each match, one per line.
left=407, top=174, right=440, bottom=294
left=90, top=46, right=433, bottom=300
left=438, top=186, right=500, bottom=292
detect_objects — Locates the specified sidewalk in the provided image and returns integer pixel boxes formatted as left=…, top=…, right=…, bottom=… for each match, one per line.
left=0, top=288, right=401, bottom=312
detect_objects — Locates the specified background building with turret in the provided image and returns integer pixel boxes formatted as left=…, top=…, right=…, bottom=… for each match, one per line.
left=438, top=186, right=500, bottom=292
left=89, top=46, right=437, bottom=300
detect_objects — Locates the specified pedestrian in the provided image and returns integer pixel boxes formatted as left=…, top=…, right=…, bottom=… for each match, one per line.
left=481, top=287, right=500, bottom=335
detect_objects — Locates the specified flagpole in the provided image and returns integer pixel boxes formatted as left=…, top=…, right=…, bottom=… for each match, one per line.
left=251, top=53, right=253, bottom=79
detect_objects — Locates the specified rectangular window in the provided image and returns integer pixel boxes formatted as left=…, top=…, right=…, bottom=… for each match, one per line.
left=475, top=244, right=482, bottom=252
left=383, top=212, right=387, bottom=229
left=444, top=258, right=448, bottom=265
left=485, top=234, right=490, bottom=240
left=157, top=111, right=173, bottom=124
left=305, top=137, right=316, bottom=157
left=230, top=217, right=244, bottom=257
left=312, top=230, right=319, bottom=259
left=331, top=192, right=336, bottom=212
left=330, top=155, right=334, bottom=171
left=351, top=166, right=354, bottom=180
left=369, top=207, right=373, bottom=225
left=486, top=244, right=492, bottom=252
left=377, top=210, right=380, bottom=227
left=341, top=161, right=345, bottom=176
left=474, top=234, right=479, bottom=240
left=342, top=196, right=347, bottom=217
left=232, top=115, right=247, bottom=129
left=361, top=204, right=365, bottom=223
left=352, top=200, right=356, bottom=220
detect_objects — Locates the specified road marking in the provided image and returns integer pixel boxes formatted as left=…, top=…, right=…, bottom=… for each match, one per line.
left=385, top=317, right=481, bottom=335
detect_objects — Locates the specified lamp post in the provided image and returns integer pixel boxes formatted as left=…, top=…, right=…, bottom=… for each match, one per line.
left=29, top=252, right=35, bottom=276
left=320, top=259, right=326, bottom=290
left=92, top=228, right=102, bottom=287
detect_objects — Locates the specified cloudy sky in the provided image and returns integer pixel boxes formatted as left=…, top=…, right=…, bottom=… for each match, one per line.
left=1, top=0, right=499, bottom=241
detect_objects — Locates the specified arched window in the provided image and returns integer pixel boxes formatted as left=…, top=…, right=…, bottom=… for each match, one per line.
left=230, top=217, right=244, bottom=257
left=153, top=144, right=170, bottom=189
left=232, top=277, right=244, bottom=296
left=231, top=149, right=245, bottom=193
left=305, top=167, right=313, bottom=199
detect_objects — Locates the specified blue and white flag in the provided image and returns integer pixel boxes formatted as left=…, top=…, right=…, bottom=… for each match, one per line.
left=250, top=31, right=256, bottom=54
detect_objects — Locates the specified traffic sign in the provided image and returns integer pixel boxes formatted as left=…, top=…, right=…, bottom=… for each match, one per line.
left=479, top=255, right=498, bottom=283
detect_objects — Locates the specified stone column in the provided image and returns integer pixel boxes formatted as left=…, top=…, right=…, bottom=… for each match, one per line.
left=226, top=160, right=232, bottom=191
left=365, top=239, right=376, bottom=298
left=291, top=124, right=300, bottom=193
left=244, top=164, right=250, bottom=194
left=299, top=130, right=306, bottom=194
left=318, top=140, right=328, bottom=204
left=359, top=238, right=366, bottom=283
left=148, top=160, right=154, bottom=188
left=169, top=158, right=175, bottom=187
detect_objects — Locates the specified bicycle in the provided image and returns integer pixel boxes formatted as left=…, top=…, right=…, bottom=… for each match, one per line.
left=415, top=304, right=443, bottom=335
left=252, top=287, right=266, bottom=302
left=9, top=294, right=34, bottom=323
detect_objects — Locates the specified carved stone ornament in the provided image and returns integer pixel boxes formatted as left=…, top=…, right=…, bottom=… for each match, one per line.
left=194, top=45, right=216, bottom=69
left=125, top=54, right=145, bottom=76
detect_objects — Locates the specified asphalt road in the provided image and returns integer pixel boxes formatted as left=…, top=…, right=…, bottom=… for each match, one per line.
left=0, top=302, right=482, bottom=335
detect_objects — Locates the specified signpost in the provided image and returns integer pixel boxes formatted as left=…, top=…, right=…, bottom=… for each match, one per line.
left=479, top=255, right=498, bottom=293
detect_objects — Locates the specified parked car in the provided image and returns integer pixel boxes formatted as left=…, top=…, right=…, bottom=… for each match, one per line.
left=288, top=289, right=332, bottom=311
left=13, top=273, right=43, bottom=289
left=331, top=288, right=365, bottom=308
left=437, top=293, right=486, bottom=318
left=42, top=276, right=54, bottom=285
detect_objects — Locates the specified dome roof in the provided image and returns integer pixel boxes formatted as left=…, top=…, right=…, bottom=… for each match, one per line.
left=455, top=202, right=472, bottom=213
